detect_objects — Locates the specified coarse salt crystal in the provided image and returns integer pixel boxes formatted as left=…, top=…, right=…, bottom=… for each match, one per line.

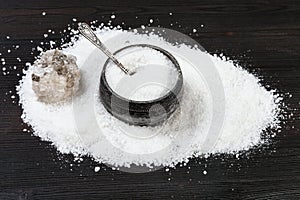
left=94, top=166, right=100, bottom=172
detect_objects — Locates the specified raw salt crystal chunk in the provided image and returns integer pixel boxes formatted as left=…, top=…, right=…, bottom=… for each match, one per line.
left=31, top=49, right=80, bottom=104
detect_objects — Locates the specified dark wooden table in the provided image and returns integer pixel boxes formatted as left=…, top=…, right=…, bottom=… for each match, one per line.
left=0, top=0, right=299, bottom=199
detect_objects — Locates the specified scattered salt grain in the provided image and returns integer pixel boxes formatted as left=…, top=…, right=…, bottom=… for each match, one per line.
left=50, top=41, right=56, bottom=48
left=37, top=46, right=43, bottom=52
left=94, top=166, right=100, bottom=172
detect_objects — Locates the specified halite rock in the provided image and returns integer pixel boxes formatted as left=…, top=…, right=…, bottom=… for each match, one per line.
left=31, top=49, right=80, bottom=103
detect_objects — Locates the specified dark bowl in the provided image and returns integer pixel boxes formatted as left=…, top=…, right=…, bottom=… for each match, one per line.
left=99, top=44, right=183, bottom=126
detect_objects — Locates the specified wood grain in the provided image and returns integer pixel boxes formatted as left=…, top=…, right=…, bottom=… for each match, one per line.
left=0, top=0, right=299, bottom=199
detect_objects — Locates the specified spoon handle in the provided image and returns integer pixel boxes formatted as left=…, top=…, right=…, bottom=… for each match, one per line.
left=78, top=22, right=130, bottom=74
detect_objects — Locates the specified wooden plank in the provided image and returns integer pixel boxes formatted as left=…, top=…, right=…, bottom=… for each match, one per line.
left=0, top=0, right=299, bottom=199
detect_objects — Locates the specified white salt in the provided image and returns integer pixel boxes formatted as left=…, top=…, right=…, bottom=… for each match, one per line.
left=17, top=26, right=282, bottom=169
left=94, top=166, right=100, bottom=172
left=105, top=46, right=179, bottom=101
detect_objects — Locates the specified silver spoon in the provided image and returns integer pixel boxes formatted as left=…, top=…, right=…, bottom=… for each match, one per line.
left=78, top=22, right=133, bottom=75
